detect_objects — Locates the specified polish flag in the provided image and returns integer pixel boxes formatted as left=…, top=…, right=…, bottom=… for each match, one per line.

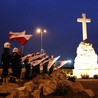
left=54, top=60, right=69, bottom=70
left=28, top=53, right=46, bottom=63
left=21, top=54, right=32, bottom=62
left=30, top=57, right=48, bottom=66
left=9, top=31, right=32, bottom=45
left=13, top=34, right=32, bottom=45
left=40, top=59, right=49, bottom=66
left=21, top=53, right=46, bottom=62
left=48, top=56, right=60, bottom=70
left=9, top=31, right=26, bottom=40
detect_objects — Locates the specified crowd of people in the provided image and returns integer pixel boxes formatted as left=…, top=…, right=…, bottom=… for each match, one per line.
left=0, top=42, right=55, bottom=83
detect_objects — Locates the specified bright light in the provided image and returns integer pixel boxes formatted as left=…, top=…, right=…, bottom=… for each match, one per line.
left=68, top=60, right=72, bottom=63
left=43, top=29, right=47, bottom=33
left=36, top=28, right=41, bottom=33
left=36, top=28, right=47, bottom=33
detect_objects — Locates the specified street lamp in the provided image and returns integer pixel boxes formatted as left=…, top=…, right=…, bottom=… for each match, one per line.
left=36, top=28, right=47, bottom=54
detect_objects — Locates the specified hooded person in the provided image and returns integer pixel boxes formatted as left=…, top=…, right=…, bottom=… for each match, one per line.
left=10, top=47, right=22, bottom=83
left=1, top=42, right=11, bottom=82
left=24, top=56, right=31, bottom=80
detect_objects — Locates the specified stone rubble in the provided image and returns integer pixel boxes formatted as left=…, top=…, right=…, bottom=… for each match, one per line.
left=0, top=69, right=95, bottom=98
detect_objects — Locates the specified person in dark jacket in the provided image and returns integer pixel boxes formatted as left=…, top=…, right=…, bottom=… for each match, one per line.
left=1, top=42, right=11, bottom=82
left=10, top=47, right=22, bottom=83
left=24, top=56, right=30, bottom=80
left=36, top=54, right=41, bottom=75
left=32, top=51, right=37, bottom=77
left=43, top=54, right=49, bottom=74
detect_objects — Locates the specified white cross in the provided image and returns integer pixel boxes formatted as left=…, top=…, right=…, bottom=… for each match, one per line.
left=77, top=13, right=91, bottom=41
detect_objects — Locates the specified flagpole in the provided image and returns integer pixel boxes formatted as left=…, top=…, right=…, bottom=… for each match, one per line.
left=19, top=45, right=24, bottom=54
left=21, top=45, right=24, bottom=54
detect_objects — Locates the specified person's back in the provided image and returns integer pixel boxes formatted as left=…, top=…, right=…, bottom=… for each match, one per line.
left=11, top=52, right=21, bottom=64
left=43, top=54, right=49, bottom=74
left=1, top=42, right=11, bottom=82
left=24, top=57, right=30, bottom=79
left=10, top=47, right=22, bottom=82
left=1, top=48, right=10, bottom=63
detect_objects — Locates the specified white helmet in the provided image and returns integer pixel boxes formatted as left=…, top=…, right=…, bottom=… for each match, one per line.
left=4, top=42, right=11, bottom=48
left=13, top=47, right=18, bottom=52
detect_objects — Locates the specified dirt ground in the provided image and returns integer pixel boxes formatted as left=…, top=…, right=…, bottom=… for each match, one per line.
left=41, top=79, right=98, bottom=98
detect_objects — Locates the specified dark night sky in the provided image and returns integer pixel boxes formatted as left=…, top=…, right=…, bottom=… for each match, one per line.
left=0, top=0, right=98, bottom=64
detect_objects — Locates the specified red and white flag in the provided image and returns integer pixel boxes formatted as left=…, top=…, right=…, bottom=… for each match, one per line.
left=30, top=57, right=48, bottom=66
left=40, top=59, right=49, bottom=66
left=9, top=31, right=32, bottom=45
left=21, top=53, right=46, bottom=62
left=54, top=60, right=71, bottom=70
left=56, top=60, right=68, bottom=70
left=9, top=31, right=26, bottom=40
left=21, top=54, right=32, bottom=62
left=28, top=53, right=46, bottom=63
left=48, top=56, right=60, bottom=70
left=14, top=34, right=32, bottom=45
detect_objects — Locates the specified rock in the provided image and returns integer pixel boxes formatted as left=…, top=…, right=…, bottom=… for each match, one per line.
left=43, top=81, right=57, bottom=95
left=24, top=81, right=37, bottom=92
left=31, top=75, right=43, bottom=84
left=31, top=90, right=41, bottom=98
left=16, top=86, right=26, bottom=94
left=83, top=89, right=95, bottom=97
left=0, top=83, right=19, bottom=93
left=6, top=90, right=19, bottom=98
left=68, top=81, right=84, bottom=93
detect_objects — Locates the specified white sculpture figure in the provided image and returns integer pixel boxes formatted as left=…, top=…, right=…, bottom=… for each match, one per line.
left=74, top=41, right=98, bottom=69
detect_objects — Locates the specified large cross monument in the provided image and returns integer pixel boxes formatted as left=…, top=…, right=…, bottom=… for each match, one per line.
left=77, top=13, right=91, bottom=41
left=73, top=13, right=98, bottom=78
